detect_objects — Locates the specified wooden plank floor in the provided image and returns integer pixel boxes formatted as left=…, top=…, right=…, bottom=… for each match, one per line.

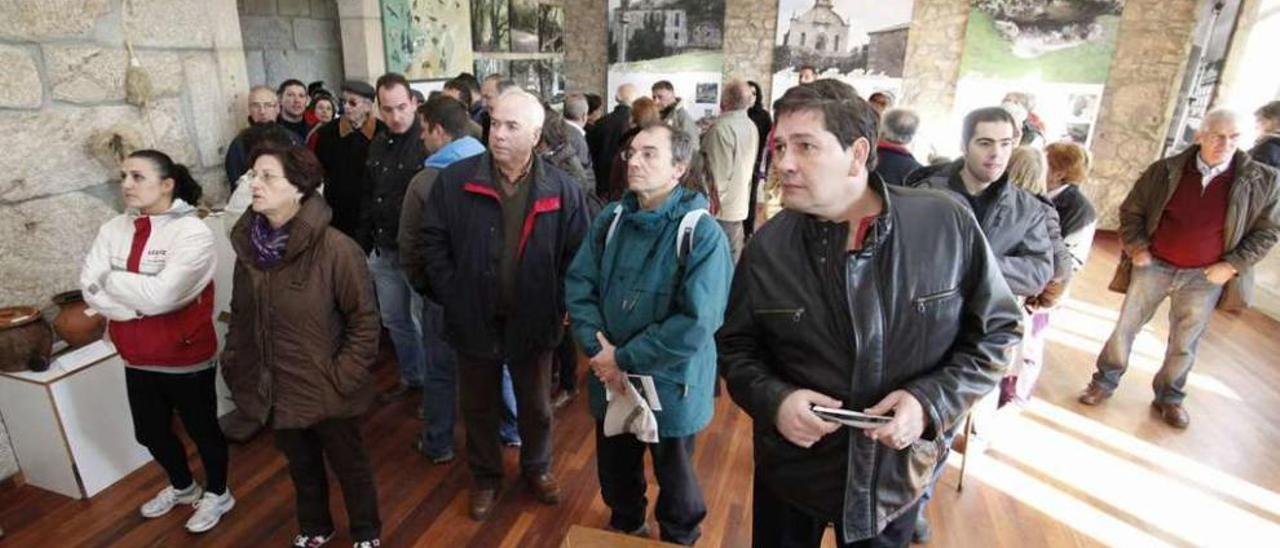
left=2, top=233, right=1278, bottom=547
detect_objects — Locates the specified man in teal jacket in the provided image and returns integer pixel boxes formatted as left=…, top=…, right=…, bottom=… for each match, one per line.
left=565, top=122, right=733, bottom=545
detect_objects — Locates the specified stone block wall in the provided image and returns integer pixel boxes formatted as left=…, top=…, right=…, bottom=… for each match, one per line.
left=0, top=0, right=250, bottom=481
left=899, top=0, right=969, bottom=156
left=1087, top=0, right=1199, bottom=230
left=238, top=0, right=345, bottom=89
left=562, top=0, right=776, bottom=99
left=722, top=0, right=778, bottom=102
left=563, top=0, right=607, bottom=96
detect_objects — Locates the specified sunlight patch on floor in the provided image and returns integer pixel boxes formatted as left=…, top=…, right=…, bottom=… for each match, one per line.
left=978, top=409, right=1280, bottom=545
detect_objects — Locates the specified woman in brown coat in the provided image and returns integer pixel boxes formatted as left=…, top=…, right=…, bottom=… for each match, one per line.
left=220, top=144, right=382, bottom=548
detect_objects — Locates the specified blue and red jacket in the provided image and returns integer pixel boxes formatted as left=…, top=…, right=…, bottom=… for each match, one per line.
left=417, top=153, right=588, bottom=362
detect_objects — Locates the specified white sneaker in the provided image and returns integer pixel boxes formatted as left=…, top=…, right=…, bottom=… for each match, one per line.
left=292, top=533, right=334, bottom=547
left=185, top=490, right=235, bottom=533
left=140, top=484, right=203, bottom=518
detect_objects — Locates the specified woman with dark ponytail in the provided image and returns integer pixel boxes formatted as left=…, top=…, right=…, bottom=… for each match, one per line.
left=79, top=149, right=234, bottom=533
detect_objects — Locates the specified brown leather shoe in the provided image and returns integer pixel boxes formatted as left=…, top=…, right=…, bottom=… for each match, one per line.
left=1152, top=402, right=1190, bottom=429
left=1077, top=384, right=1113, bottom=406
left=524, top=473, right=561, bottom=505
left=469, top=488, right=498, bottom=521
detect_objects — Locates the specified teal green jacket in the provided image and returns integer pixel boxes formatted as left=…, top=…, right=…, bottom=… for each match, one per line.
left=565, top=187, right=733, bottom=438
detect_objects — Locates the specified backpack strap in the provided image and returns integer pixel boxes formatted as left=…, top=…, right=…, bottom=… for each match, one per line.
left=596, top=203, right=625, bottom=257
left=675, top=209, right=710, bottom=266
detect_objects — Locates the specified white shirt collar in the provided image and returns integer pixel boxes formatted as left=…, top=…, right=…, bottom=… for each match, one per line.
left=1195, top=152, right=1230, bottom=189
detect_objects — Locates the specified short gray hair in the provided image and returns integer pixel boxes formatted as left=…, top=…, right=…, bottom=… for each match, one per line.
left=1201, top=108, right=1242, bottom=130
left=564, top=93, right=588, bottom=122
left=881, top=108, right=919, bottom=144
left=495, top=87, right=546, bottom=130
left=639, top=122, right=694, bottom=166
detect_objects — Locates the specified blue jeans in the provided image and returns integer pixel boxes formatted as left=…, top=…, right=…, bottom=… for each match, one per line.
left=418, top=299, right=519, bottom=458
left=1092, top=258, right=1223, bottom=404
left=368, top=248, right=424, bottom=387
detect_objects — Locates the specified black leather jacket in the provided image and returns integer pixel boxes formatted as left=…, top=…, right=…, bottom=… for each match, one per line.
left=718, top=177, right=1022, bottom=541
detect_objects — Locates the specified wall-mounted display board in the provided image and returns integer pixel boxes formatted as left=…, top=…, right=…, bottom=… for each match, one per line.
left=951, top=0, right=1128, bottom=150
left=382, top=0, right=476, bottom=79
left=770, top=0, right=913, bottom=104
left=606, top=0, right=726, bottom=122
left=381, top=0, right=566, bottom=104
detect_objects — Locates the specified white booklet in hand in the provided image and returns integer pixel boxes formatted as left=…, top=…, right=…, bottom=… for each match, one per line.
left=811, top=405, right=893, bottom=429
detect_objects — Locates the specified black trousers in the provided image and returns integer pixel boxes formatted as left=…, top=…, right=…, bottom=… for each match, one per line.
left=458, top=351, right=554, bottom=488
left=752, top=474, right=919, bottom=548
left=555, top=334, right=578, bottom=393
left=596, top=425, right=706, bottom=545
left=274, top=417, right=381, bottom=542
left=124, top=367, right=229, bottom=494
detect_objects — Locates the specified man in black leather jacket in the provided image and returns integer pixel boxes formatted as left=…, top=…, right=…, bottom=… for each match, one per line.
left=718, top=80, right=1022, bottom=547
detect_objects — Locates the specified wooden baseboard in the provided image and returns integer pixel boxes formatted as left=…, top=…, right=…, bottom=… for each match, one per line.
left=0, top=471, right=25, bottom=493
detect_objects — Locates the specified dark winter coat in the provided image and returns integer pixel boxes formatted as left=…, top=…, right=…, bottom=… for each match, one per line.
left=221, top=196, right=381, bottom=429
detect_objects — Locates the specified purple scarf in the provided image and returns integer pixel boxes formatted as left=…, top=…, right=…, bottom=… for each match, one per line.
left=250, top=214, right=290, bottom=268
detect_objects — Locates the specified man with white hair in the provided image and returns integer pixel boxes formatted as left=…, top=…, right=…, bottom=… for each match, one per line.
left=419, top=88, right=589, bottom=520
left=1080, top=109, right=1280, bottom=428
left=703, top=79, right=760, bottom=261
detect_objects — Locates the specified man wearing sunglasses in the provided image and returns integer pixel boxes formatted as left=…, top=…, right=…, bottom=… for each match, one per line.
left=313, top=80, right=385, bottom=239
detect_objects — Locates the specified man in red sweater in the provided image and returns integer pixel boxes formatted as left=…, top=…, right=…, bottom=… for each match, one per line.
left=1080, top=109, right=1280, bottom=428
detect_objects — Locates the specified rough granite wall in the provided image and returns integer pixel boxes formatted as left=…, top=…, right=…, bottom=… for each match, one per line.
left=0, top=0, right=249, bottom=480
left=899, top=0, right=968, bottom=143
left=238, top=0, right=345, bottom=89
left=1087, top=0, right=1199, bottom=230
left=563, top=0, right=607, bottom=95
left=723, top=0, right=778, bottom=102
left=562, top=0, right=777, bottom=99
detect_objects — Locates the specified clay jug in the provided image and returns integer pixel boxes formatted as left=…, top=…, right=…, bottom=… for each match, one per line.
left=0, top=306, right=53, bottom=373
left=51, top=290, right=106, bottom=349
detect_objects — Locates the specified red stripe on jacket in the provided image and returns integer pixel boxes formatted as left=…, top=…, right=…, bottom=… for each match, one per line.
left=462, top=182, right=562, bottom=260
left=108, top=216, right=217, bottom=366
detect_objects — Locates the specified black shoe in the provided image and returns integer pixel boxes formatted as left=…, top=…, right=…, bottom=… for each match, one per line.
left=912, top=515, right=931, bottom=544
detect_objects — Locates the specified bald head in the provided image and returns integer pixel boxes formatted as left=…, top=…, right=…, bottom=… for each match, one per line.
left=616, top=83, right=638, bottom=106
left=722, top=79, right=751, bottom=111
left=247, top=85, right=280, bottom=124
left=489, top=89, right=545, bottom=169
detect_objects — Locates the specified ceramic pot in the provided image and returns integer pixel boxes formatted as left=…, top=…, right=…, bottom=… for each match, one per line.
left=0, top=306, right=53, bottom=373
left=51, top=290, right=106, bottom=349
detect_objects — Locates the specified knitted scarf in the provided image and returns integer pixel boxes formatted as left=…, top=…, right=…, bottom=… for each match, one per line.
left=250, top=214, right=290, bottom=269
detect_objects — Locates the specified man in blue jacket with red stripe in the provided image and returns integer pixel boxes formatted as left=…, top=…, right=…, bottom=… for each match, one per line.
left=419, top=88, right=588, bottom=521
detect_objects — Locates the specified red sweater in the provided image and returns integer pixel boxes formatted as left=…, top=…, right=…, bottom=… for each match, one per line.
left=1149, top=160, right=1234, bottom=268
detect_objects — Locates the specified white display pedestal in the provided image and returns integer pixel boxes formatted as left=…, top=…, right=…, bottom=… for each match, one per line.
left=0, top=212, right=242, bottom=500
left=0, top=341, right=150, bottom=499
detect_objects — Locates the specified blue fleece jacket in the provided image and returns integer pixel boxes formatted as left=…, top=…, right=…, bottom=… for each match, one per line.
left=424, top=135, right=485, bottom=169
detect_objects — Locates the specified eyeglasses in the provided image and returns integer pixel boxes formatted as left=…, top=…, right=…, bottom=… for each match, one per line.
left=248, top=169, right=286, bottom=184
left=345, top=98, right=362, bottom=107
left=621, top=148, right=663, bottom=163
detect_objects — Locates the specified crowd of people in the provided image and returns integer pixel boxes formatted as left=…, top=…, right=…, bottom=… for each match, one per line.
left=76, top=66, right=1280, bottom=548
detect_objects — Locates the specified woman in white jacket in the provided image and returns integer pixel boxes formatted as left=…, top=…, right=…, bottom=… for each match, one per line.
left=80, top=149, right=234, bottom=533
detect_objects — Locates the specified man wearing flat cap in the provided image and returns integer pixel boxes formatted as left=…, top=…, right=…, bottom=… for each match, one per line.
left=313, top=80, right=387, bottom=238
